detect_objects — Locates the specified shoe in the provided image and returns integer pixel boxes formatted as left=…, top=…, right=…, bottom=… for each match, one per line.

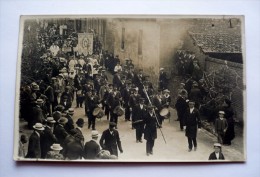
left=194, top=147, right=197, bottom=151
left=146, top=153, right=149, bottom=156
left=136, top=140, right=139, bottom=143
left=175, top=119, right=179, bottom=121
left=92, top=128, right=96, bottom=130
left=188, top=149, right=192, bottom=152
left=139, top=140, right=143, bottom=143
left=150, top=151, right=153, bottom=155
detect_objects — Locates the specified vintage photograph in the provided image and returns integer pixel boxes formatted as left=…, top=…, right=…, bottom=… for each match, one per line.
left=14, top=15, right=246, bottom=162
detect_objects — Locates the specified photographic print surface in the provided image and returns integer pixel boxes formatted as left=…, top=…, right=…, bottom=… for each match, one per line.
left=14, top=15, right=246, bottom=162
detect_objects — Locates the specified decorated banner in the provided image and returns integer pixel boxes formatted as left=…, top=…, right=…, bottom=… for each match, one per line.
left=78, top=33, right=93, bottom=55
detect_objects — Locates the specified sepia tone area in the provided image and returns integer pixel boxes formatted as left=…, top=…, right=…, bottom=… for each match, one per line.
left=14, top=16, right=245, bottom=162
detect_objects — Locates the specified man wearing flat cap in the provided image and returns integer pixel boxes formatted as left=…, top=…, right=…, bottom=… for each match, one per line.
left=214, top=111, right=228, bottom=144
left=99, top=122, right=123, bottom=157
left=208, top=143, right=225, bottom=160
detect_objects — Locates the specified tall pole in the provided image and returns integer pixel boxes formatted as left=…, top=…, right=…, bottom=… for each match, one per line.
left=142, top=84, right=167, bottom=144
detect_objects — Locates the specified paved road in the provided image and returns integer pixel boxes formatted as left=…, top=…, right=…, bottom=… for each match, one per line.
left=19, top=102, right=244, bottom=162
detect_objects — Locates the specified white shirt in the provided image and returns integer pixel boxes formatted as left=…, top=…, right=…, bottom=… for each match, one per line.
left=190, top=108, right=194, bottom=113
left=215, top=152, right=220, bottom=159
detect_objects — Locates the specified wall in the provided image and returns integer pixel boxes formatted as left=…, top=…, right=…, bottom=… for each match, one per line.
left=159, top=19, right=191, bottom=70
left=105, top=18, right=161, bottom=87
left=205, top=57, right=244, bottom=122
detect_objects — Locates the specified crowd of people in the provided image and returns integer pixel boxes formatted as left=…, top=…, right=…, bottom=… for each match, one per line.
left=18, top=21, right=236, bottom=160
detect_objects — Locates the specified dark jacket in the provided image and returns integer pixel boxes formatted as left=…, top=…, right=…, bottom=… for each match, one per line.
left=41, top=126, right=57, bottom=158
left=208, top=152, right=225, bottom=160
left=175, top=96, right=188, bottom=117
left=144, top=112, right=157, bottom=140
left=99, top=129, right=123, bottom=157
left=184, top=108, right=201, bottom=138
left=84, top=140, right=101, bottom=159
left=53, top=124, right=69, bottom=146
left=26, top=131, right=41, bottom=158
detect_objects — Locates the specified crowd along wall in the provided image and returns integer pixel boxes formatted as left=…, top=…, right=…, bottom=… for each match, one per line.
left=205, top=57, right=244, bottom=123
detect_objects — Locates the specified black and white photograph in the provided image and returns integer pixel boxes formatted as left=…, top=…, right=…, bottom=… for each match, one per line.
left=13, top=15, right=246, bottom=162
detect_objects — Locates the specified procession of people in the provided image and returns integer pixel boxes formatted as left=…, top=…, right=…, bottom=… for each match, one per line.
left=18, top=22, right=237, bottom=161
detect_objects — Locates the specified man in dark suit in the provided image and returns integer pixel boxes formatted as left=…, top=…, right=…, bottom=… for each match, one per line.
left=64, top=108, right=75, bottom=133
left=70, top=118, right=85, bottom=142
left=53, top=117, right=69, bottom=147
left=30, top=99, right=46, bottom=129
left=144, top=105, right=157, bottom=156
left=184, top=100, right=201, bottom=152
left=84, top=130, right=101, bottom=159
left=121, top=81, right=132, bottom=121
left=99, top=122, right=123, bottom=157
left=63, top=133, right=84, bottom=160
left=41, top=117, right=57, bottom=158
left=26, top=123, right=45, bottom=159
left=132, top=98, right=146, bottom=143
left=208, top=143, right=225, bottom=160
left=175, top=90, right=188, bottom=131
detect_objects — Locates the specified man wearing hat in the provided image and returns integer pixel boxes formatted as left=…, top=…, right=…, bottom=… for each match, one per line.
left=46, top=143, right=64, bottom=160
left=99, top=122, right=123, bottom=157
left=175, top=90, right=188, bottom=131
left=184, top=100, right=201, bottom=152
left=208, top=143, right=225, bottom=160
left=70, top=118, right=85, bottom=142
left=214, top=111, right=228, bottom=144
left=63, top=133, right=84, bottom=160
left=159, top=67, right=168, bottom=90
left=30, top=99, right=46, bottom=129
left=84, top=130, right=101, bottom=159
left=53, top=117, right=69, bottom=146
left=26, top=123, right=45, bottom=158
left=189, top=81, right=202, bottom=109
left=60, top=95, right=72, bottom=111
left=121, top=80, right=132, bottom=122
left=64, top=108, right=75, bottom=133
left=41, top=117, right=58, bottom=158
left=144, top=105, right=157, bottom=156
left=132, top=98, right=146, bottom=143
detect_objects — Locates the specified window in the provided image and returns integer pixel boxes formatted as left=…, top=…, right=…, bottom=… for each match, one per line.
left=121, top=27, right=125, bottom=50
left=138, top=29, right=143, bottom=55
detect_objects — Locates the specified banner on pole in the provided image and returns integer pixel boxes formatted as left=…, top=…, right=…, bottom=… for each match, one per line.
left=78, top=33, right=93, bottom=55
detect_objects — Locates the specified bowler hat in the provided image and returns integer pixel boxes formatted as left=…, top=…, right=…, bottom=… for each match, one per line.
left=76, top=118, right=84, bottom=125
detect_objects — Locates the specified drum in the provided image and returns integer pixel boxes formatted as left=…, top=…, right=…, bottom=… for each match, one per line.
left=93, top=107, right=102, bottom=116
left=160, top=108, right=169, bottom=117
left=113, top=106, right=125, bottom=116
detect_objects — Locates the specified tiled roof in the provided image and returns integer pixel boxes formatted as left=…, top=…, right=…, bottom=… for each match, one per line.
left=189, top=20, right=242, bottom=53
